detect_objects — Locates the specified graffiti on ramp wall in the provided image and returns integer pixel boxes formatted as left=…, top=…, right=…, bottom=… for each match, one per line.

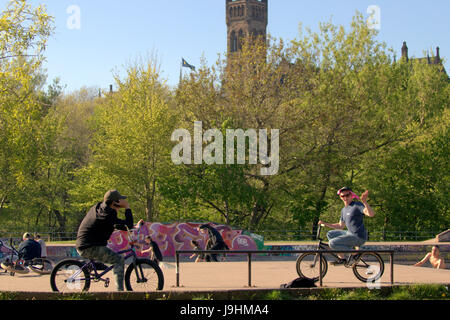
left=0, top=239, right=17, bottom=262
left=107, top=222, right=264, bottom=258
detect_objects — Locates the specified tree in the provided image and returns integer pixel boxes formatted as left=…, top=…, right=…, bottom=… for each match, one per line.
left=0, top=0, right=53, bottom=222
left=173, top=37, right=296, bottom=230
left=356, top=70, right=449, bottom=239
left=280, top=14, right=449, bottom=237
left=76, top=57, right=177, bottom=222
left=172, top=14, right=448, bottom=236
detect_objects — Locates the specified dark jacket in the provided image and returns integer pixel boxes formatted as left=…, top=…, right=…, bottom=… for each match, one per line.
left=150, top=240, right=163, bottom=262
left=199, top=224, right=225, bottom=245
left=76, top=202, right=133, bottom=250
left=18, top=239, right=41, bottom=261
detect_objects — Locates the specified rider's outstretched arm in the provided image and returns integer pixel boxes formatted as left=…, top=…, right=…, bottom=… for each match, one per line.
left=319, top=220, right=345, bottom=230
left=414, top=253, right=430, bottom=267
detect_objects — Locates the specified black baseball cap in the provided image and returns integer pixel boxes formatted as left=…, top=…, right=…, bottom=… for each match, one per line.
left=337, top=186, right=353, bottom=195
left=104, top=190, right=127, bottom=202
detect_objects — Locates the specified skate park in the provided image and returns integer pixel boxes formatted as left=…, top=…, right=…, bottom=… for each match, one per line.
left=0, top=225, right=448, bottom=299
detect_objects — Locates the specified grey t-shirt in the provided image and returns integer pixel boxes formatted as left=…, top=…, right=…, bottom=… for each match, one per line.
left=340, top=201, right=367, bottom=240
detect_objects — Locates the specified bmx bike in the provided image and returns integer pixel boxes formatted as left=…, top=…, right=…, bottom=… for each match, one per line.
left=296, top=224, right=385, bottom=283
left=0, top=238, right=54, bottom=276
left=50, top=226, right=164, bottom=292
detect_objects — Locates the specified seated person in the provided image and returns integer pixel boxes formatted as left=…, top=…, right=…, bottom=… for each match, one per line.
left=18, top=232, right=42, bottom=262
left=414, top=245, right=446, bottom=269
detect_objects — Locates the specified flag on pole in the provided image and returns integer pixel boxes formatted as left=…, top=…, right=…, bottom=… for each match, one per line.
left=182, top=58, right=195, bottom=71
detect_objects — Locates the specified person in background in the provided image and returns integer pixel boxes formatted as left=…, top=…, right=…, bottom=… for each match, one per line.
left=189, top=240, right=205, bottom=262
left=18, top=232, right=41, bottom=261
left=34, top=234, right=47, bottom=258
left=414, top=245, right=446, bottom=269
left=139, top=235, right=163, bottom=264
left=197, top=224, right=229, bottom=262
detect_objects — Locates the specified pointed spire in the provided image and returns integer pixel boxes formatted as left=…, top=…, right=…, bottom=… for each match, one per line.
left=401, top=41, right=408, bottom=62
left=435, top=47, right=440, bottom=64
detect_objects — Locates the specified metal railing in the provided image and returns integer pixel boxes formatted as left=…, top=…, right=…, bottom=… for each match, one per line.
left=253, top=229, right=442, bottom=242
left=0, top=229, right=442, bottom=242
left=175, top=249, right=395, bottom=288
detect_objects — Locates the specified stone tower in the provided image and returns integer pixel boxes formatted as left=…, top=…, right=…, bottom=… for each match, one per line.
left=226, top=0, right=268, bottom=54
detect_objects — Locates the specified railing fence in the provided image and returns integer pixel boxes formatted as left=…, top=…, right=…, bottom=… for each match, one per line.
left=0, top=229, right=443, bottom=242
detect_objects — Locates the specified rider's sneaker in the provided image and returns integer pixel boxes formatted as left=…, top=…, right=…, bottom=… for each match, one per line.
left=330, top=258, right=347, bottom=266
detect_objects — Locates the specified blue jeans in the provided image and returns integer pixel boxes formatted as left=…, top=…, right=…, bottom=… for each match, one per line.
left=327, top=230, right=366, bottom=254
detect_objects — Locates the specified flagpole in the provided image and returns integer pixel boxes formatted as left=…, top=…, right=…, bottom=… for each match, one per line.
left=179, top=58, right=182, bottom=86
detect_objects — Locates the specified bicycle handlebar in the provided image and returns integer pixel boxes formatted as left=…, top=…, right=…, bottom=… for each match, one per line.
left=124, top=224, right=145, bottom=245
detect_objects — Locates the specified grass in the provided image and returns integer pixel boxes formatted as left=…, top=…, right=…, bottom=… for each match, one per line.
left=1, top=284, right=446, bottom=301
left=260, top=284, right=449, bottom=300
left=47, top=240, right=76, bottom=245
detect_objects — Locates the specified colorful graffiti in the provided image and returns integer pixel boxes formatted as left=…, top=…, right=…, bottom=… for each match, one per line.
left=46, top=246, right=79, bottom=259
left=0, top=238, right=17, bottom=262
left=107, top=222, right=265, bottom=258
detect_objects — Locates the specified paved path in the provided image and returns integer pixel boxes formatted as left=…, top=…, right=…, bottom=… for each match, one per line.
left=0, top=260, right=448, bottom=293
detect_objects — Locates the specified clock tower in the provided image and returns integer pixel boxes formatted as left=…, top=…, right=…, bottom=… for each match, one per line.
left=226, top=0, right=268, bottom=54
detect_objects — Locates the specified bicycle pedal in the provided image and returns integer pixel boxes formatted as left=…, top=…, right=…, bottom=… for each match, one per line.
left=104, top=278, right=110, bottom=288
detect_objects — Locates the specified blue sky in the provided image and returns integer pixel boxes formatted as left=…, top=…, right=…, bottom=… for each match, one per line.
left=6, top=0, right=449, bottom=93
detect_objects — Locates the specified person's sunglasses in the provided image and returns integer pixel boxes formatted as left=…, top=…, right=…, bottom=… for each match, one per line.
left=340, top=193, right=352, bottom=198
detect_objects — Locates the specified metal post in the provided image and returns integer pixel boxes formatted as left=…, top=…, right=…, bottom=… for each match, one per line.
left=247, top=252, right=252, bottom=287
left=176, top=252, right=180, bottom=287
left=319, top=252, right=323, bottom=287
left=390, top=251, right=394, bottom=285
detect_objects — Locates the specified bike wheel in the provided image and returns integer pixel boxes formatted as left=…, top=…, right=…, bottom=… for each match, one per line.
left=28, top=258, right=54, bottom=275
left=352, top=252, right=384, bottom=283
left=125, top=259, right=164, bottom=291
left=50, top=259, right=91, bottom=292
left=296, top=253, right=328, bottom=281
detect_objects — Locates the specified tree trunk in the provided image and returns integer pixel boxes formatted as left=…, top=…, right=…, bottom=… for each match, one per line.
left=249, top=201, right=272, bottom=231
left=0, top=196, right=5, bottom=216
left=145, top=178, right=157, bottom=222
left=382, top=210, right=388, bottom=241
left=53, top=210, right=66, bottom=240
left=311, top=184, right=328, bottom=240
left=146, top=197, right=154, bottom=222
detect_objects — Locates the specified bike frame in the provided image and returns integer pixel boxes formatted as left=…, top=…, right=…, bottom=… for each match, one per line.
left=314, top=225, right=362, bottom=265
left=78, top=246, right=138, bottom=283
left=68, top=226, right=146, bottom=284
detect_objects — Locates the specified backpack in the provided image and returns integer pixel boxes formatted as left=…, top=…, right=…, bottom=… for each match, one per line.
left=280, top=277, right=317, bottom=288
